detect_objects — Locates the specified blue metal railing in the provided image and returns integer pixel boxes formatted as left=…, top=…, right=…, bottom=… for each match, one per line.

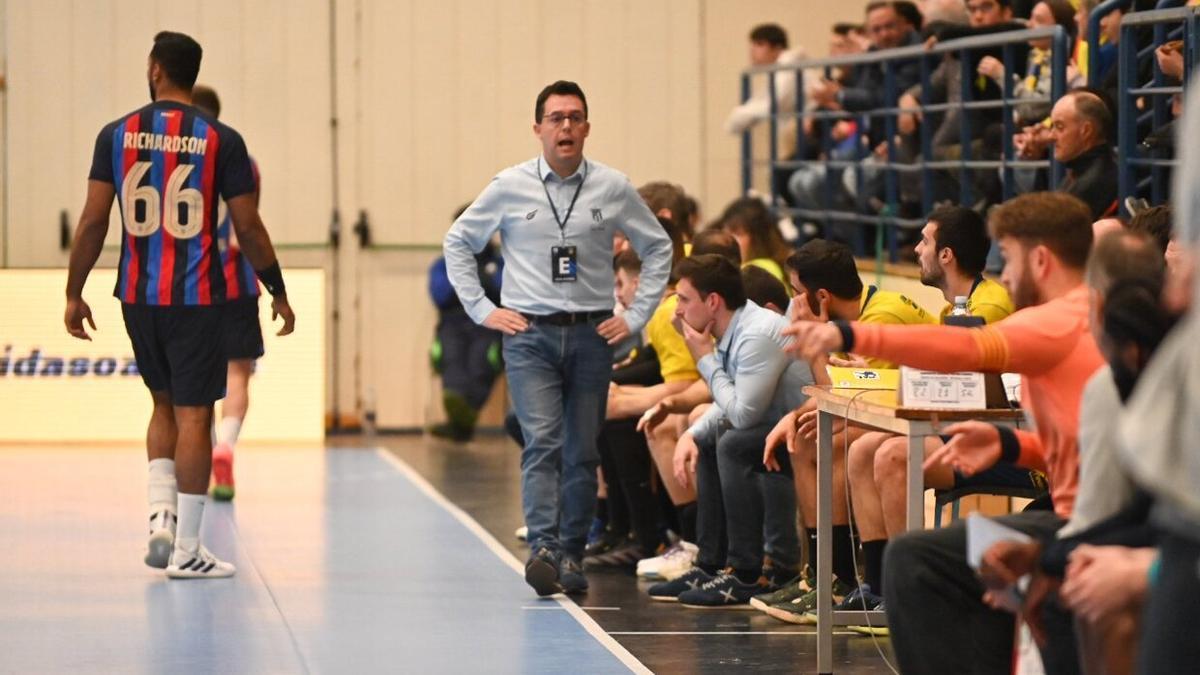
left=740, top=26, right=1068, bottom=261
left=1117, top=6, right=1200, bottom=214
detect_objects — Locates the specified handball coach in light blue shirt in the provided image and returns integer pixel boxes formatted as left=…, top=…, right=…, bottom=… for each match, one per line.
left=443, top=80, right=672, bottom=597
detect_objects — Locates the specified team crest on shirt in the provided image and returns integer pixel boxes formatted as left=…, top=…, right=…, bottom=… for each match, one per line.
left=591, top=208, right=603, bottom=222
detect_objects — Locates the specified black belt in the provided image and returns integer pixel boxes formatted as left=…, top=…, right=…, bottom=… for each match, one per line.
left=520, top=310, right=612, bottom=326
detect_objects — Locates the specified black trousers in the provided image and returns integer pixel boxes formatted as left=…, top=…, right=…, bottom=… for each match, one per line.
left=596, top=417, right=658, bottom=551
left=883, top=510, right=1080, bottom=675
left=1138, top=532, right=1200, bottom=674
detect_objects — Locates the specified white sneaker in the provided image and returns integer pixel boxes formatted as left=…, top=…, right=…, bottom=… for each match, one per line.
left=144, top=510, right=177, bottom=569
left=636, top=540, right=698, bottom=580
left=515, top=526, right=528, bottom=542
left=166, top=545, right=236, bottom=579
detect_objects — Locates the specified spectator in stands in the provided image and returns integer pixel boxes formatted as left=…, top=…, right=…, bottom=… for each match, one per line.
left=1051, top=89, right=1118, bottom=219
left=648, top=255, right=814, bottom=608
left=718, top=197, right=791, bottom=284
left=791, top=2, right=924, bottom=219
left=898, top=0, right=1026, bottom=187
left=783, top=191, right=1104, bottom=674
left=638, top=182, right=692, bottom=255
left=977, top=0, right=1080, bottom=126
left=427, top=205, right=503, bottom=441
left=894, top=0, right=924, bottom=32
left=725, top=24, right=810, bottom=135
left=811, top=1, right=922, bottom=113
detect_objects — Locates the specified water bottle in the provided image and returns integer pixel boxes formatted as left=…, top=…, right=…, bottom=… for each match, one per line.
left=944, top=295, right=982, bottom=328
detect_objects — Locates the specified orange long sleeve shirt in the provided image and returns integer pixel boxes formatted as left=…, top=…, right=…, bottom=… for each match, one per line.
left=848, top=285, right=1104, bottom=519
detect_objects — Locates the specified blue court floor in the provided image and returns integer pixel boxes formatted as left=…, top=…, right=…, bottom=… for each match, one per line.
left=0, top=446, right=643, bottom=674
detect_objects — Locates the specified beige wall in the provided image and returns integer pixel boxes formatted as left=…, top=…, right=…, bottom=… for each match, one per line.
left=1, top=0, right=875, bottom=429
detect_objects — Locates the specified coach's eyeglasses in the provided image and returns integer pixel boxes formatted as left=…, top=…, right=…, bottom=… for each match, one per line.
left=542, top=112, right=586, bottom=127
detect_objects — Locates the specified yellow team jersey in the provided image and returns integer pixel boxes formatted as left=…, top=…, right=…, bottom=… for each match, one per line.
left=744, top=258, right=787, bottom=286
left=939, top=277, right=1015, bottom=326
left=853, top=285, right=936, bottom=369
left=645, top=294, right=699, bottom=382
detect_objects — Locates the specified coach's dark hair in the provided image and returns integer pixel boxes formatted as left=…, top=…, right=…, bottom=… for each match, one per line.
left=676, top=254, right=747, bottom=310
left=786, top=239, right=863, bottom=300
left=749, top=24, right=789, bottom=49
left=150, top=31, right=203, bottom=91
left=928, top=205, right=990, bottom=276
left=191, top=85, right=220, bottom=118
left=535, top=80, right=588, bottom=123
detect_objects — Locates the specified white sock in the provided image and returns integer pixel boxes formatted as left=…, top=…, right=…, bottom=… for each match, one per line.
left=216, top=417, right=243, bottom=449
left=148, top=458, right=177, bottom=514
left=175, top=493, right=206, bottom=555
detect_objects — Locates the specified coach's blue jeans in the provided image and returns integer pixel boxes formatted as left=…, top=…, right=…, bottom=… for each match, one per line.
left=503, top=319, right=613, bottom=561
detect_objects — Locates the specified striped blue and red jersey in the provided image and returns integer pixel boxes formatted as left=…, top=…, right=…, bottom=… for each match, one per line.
left=217, top=158, right=262, bottom=300
left=89, top=100, right=257, bottom=306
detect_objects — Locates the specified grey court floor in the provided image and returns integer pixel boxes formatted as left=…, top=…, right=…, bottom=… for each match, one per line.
left=0, top=437, right=900, bottom=674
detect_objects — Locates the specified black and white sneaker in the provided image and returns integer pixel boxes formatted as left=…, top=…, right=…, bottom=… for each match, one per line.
left=144, top=510, right=177, bottom=569
left=165, top=545, right=236, bottom=579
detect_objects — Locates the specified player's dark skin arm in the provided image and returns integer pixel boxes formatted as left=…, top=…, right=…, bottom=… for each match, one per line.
left=226, top=193, right=296, bottom=336
left=64, top=180, right=117, bottom=340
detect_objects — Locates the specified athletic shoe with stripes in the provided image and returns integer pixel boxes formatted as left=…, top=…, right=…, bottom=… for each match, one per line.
left=166, top=545, right=236, bottom=579
left=144, top=510, right=177, bottom=569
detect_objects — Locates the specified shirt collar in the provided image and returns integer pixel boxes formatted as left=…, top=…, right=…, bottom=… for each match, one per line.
left=717, top=304, right=749, bottom=356
left=539, top=155, right=587, bottom=183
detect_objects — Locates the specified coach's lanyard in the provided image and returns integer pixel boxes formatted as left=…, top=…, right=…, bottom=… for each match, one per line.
left=538, top=157, right=588, bottom=242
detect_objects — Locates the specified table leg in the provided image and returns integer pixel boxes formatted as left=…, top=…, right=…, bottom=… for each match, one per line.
left=906, top=434, right=925, bottom=532
left=817, top=409, right=833, bottom=675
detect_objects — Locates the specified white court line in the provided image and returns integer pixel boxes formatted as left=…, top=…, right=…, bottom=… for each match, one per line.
left=375, top=449, right=651, bottom=675
left=522, top=606, right=621, bottom=611
left=609, top=631, right=863, bottom=636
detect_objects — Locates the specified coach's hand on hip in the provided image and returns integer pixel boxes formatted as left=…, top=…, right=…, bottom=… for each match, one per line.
left=484, top=308, right=530, bottom=336
left=596, top=315, right=630, bottom=345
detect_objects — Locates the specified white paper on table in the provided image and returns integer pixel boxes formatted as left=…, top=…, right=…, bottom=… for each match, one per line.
left=965, top=513, right=1033, bottom=614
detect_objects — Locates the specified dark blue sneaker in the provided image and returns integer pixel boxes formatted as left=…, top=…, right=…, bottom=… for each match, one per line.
left=833, top=583, right=884, bottom=612
left=525, top=547, right=562, bottom=597
left=559, top=557, right=588, bottom=595
left=586, top=517, right=606, bottom=547
left=647, top=567, right=712, bottom=602
left=678, top=570, right=770, bottom=609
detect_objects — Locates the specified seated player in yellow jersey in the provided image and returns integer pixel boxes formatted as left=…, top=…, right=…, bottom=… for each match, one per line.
left=822, top=206, right=1026, bottom=626
left=750, top=239, right=935, bottom=623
